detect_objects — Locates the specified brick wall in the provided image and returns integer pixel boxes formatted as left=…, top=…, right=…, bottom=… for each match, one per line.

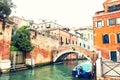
left=27, top=30, right=58, bottom=64
left=0, top=20, right=13, bottom=60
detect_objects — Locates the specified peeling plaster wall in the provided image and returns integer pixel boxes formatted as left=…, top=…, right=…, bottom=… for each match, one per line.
left=0, top=22, right=13, bottom=60
left=28, top=31, right=58, bottom=64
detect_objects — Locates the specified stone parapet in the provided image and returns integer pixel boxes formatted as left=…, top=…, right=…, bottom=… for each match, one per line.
left=0, top=60, right=11, bottom=73
left=25, top=59, right=35, bottom=68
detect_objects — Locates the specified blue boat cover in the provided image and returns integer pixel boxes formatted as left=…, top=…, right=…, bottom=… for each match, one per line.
left=80, top=61, right=92, bottom=72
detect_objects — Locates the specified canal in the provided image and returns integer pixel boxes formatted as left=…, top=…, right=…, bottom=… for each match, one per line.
left=0, top=60, right=93, bottom=80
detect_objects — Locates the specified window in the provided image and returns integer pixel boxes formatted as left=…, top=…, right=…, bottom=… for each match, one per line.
left=66, top=38, right=68, bottom=44
left=37, top=26, right=39, bottom=28
left=16, top=20, right=19, bottom=24
left=108, top=18, right=115, bottom=26
left=116, top=18, right=120, bottom=25
left=116, top=4, right=120, bottom=10
left=88, top=45, right=90, bottom=49
left=108, top=4, right=120, bottom=12
left=117, top=33, right=120, bottom=43
left=33, top=26, right=35, bottom=28
left=60, top=36, right=63, bottom=45
left=41, top=26, right=43, bottom=28
left=46, top=24, right=51, bottom=28
left=97, top=20, right=103, bottom=27
left=68, top=39, right=70, bottom=44
left=103, top=34, right=109, bottom=44
left=72, top=40, right=74, bottom=44
left=83, top=44, right=86, bottom=48
left=108, top=6, right=112, bottom=12
left=80, top=43, right=81, bottom=46
left=110, top=51, right=117, bottom=62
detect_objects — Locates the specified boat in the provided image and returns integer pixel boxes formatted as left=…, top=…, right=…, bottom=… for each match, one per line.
left=54, top=61, right=63, bottom=64
left=72, top=61, right=92, bottom=78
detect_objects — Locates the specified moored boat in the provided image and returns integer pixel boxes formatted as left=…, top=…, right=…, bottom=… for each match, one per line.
left=72, top=61, right=92, bottom=78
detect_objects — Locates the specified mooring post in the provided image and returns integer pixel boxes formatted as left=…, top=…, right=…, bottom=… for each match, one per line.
left=76, top=53, right=78, bottom=66
left=13, top=52, right=16, bottom=71
left=96, top=51, right=102, bottom=80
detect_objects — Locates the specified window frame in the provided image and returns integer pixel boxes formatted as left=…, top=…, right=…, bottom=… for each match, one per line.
left=116, top=17, right=120, bottom=25
left=96, top=20, right=103, bottom=28
left=103, top=34, right=110, bottom=44
left=117, top=33, right=120, bottom=43
left=107, top=4, right=120, bottom=12
left=107, top=18, right=115, bottom=26
left=110, top=51, right=117, bottom=62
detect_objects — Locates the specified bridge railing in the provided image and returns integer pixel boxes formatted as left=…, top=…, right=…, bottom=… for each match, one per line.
left=101, top=59, right=120, bottom=78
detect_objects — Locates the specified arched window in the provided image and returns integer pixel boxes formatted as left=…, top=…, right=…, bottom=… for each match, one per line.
left=60, top=36, right=63, bottom=45
left=117, top=33, right=120, bottom=43
left=103, top=34, right=109, bottom=44
left=83, top=44, right=86, bottom=48
left=66, top=38, right=68, bottom=44
left=80, top=43, right=81, bottom=46
left=72, top=40, right=74, bottom=44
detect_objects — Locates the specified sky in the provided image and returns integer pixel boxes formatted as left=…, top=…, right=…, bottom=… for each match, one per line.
left=11, top=0, right=106, bottom=28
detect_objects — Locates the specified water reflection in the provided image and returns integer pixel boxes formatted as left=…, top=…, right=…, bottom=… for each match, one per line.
left=0, top=60, right=92, bottom=80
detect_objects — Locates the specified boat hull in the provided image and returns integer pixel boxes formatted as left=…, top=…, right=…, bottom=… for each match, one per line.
left=72, top=61, right=92, bottom=78
left=72, top=70, right=91, bottom=78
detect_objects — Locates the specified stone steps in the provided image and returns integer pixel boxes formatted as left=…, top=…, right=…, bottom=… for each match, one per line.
left=10, top=64, right=28, bottom=72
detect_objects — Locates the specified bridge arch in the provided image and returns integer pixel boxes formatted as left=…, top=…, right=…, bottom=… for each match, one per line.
left=53, top=50, right=92, bottom=63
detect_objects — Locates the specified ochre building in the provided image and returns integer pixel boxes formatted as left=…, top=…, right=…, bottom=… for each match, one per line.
left=93, top=0, right=120, bottom=62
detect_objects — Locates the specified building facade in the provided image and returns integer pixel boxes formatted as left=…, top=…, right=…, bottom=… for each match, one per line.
left=31, top=21, right=63, bottom=31
left=11, top=16, right=29, bottom=29
left=25, top=28, right=78, bottom=66
left=93, top=0, right=120, bottom=62
left=75, top=26, right=94, bottom=51
left=0, top=18, right=14, bottom=73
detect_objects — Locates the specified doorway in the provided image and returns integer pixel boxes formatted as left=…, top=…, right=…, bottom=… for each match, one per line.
left=11, top=51, right=25, bottom=65
left=110, top=51, right=117, bottom=62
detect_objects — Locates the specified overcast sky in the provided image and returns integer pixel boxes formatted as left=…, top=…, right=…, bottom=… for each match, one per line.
left=11, top=0, right=106, bottom=27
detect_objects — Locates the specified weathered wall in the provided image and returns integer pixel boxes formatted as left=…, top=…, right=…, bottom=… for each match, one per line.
left=0, top=20, right=14, bottom=73
left=93, top=1, right=120, bottom=59
left=28, top=29, right=78, bottom=65
left=0, top=21, right=13, bottom=60
left=50, top=29, right=78, bottom=45
left=27, top=30, right=58, bottom=64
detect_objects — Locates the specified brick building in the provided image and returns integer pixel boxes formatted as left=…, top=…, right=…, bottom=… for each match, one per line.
left=0, top=18, right=14, bottom=73
left=11, top=16, right=29, bottom=29
left=93, top=0, right=120, bottom=62
left=26, top=27, right=78, bottom=66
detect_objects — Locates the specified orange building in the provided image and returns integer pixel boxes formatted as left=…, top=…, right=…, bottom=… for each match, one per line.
left=93, top=0, right=120, bottom=62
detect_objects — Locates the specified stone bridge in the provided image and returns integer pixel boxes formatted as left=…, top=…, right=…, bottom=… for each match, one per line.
left=52, top=45, right=98, bottom=64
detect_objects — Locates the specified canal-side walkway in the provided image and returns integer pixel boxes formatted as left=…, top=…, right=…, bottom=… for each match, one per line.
left=99, top=78, right=120, bottom=80
left=96, top=57, right=120, bottom=80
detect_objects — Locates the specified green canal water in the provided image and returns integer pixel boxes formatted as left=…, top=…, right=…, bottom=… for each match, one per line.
left=0, top=60, right=93, bottom=80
